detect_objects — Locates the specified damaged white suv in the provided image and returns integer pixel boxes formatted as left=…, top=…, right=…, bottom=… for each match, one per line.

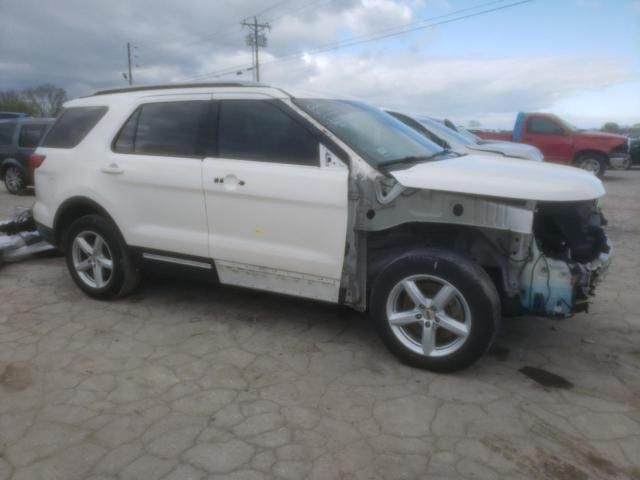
left=32, top=83, right=612, bottom=371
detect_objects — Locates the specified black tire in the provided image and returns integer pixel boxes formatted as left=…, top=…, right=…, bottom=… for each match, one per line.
left=3, top=166, right=27, bottom=195
left=63, top=214, right=140, bottom=299
left=369, top=248, right=501, bottom=372
left=575, top=153, right=607, bottom=178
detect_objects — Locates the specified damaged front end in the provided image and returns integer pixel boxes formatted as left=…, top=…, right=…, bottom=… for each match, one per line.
left=520, top=201, right=612, bottom=316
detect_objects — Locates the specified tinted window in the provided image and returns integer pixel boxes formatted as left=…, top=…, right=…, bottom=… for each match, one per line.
left=0, top=122, right=16, bottom=145
left=42, top=107, right=108, bottom=148
left=527, top=117, right=564, bottom=135
left=18, top=124, right=49, bottom=148
left=114, top=102, right=208, bottom=157
left=218, top=100, right=319, bottom=166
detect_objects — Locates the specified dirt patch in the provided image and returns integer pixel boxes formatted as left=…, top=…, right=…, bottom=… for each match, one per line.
left=519, top=366, right=573, bottom=389
left=0, top=362, right=33, bottom=391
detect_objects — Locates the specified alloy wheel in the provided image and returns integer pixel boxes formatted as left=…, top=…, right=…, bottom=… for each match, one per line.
left=5, top=167, right=23, bottom=193
left=385, top=274, right=471, bottom=357
left=71, top=231, right=114, bottom=289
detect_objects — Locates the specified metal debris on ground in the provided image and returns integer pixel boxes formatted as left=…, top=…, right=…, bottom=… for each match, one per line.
left=0, top=208, right=55, bottom=264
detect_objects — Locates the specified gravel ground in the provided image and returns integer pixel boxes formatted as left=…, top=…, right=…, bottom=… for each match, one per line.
left=0, top=171, right=639, bottom=480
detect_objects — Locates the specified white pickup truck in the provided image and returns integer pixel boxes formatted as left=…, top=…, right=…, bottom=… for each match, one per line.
left=32, top=83, right=612, bottom=371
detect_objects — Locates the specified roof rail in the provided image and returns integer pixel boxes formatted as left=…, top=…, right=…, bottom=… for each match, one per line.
left=93, top=81, right=265, bottom=96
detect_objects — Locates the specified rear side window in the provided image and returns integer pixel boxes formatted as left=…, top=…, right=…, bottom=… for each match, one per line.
left=18, top=124, right=49, bottom=148
left=218, top=100, right=319, bottom=166
left=527, top=117, right=564, bottom=135
left=113, top=101, right=209, bottom=157
left=42, top=107, right=108, bottom=148
left=0, top=122, right=16, bottom=145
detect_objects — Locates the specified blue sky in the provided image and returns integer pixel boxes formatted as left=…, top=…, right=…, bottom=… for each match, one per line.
left=332, top=0, right=640, bottom=126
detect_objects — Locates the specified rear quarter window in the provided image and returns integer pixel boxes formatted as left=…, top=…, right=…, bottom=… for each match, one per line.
left=42, top=106, right=108, bottom=148
left=18, top=123, right=50, bottom=148
left=0, top=122, right=16, bottom=145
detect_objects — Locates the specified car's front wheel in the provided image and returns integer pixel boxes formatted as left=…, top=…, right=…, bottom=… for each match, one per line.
left=370, top=249, right=500, bottom=372
left=575, top=153, right=607, bottom=178
left=64, top=214, right=140, bottom=299
left=4, top=166, right=27, bottom=195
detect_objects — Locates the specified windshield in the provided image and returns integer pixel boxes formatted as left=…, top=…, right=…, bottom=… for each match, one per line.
left=415, top=116, right=476, bottom=146
left=454, top=125, right=482, bottom=143
left=294, top=99, right=444, bottom=167
left=555, top=115, right=577, bottom=131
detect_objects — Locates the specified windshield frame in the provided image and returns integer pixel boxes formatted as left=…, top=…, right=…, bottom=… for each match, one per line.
left=292, top=98, right=446, bottom=169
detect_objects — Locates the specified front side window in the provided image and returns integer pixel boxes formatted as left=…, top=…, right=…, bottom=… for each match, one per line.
left=42, top=107, right=108, bottom=148
left=18, top=124, right=49, bottom=148
left=296, top=99, right=444, bottom=167
left=527, top=117, right=564, bottom=135
left=114, top=101, right=209, bottom=157
left=217, top=100, right=319, bottom=166
left=0, top=122, right=16, bottom=145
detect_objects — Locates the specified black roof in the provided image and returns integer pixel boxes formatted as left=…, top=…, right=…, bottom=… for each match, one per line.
left=93, top=82, right=265, bottom=96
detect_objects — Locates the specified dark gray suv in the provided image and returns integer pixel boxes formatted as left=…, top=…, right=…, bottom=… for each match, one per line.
left=0, top=117, right=54, bottom=194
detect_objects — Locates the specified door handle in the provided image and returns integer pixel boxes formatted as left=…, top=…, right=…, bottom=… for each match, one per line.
left=214, top=176, right=245, bottom=186
left=101, top=163, right=124, bottom=175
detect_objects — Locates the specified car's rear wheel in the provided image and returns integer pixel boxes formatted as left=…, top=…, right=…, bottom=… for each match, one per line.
left=64, top=214, right=140, bottom=299
left=575, top=153, right=607, bottom=178
left=370, top=249, right=500, bottom=372
left=4, top=166, right=26, bottom=195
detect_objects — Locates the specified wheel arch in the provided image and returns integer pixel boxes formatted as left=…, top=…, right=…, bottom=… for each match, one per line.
left=573, top=149, right=609, bottom=165
left=53, top=196, right=121, bottom=249
left=0, top=158, right=25, bottom=179
left=366, top=222, right=515, bottom=306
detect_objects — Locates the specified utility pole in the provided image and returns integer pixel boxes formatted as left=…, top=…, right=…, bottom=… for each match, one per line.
left=126, top=42, right=133, bottom=85
left=242, top=16, right=270, bottom=82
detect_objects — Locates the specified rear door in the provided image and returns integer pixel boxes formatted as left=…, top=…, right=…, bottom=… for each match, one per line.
left=202, top=95, right=349, bottom=302
left=100, top=95, right=211, bottom=258
left=521, top=115, right=573, bottom=163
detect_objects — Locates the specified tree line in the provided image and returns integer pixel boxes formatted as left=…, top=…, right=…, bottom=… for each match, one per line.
left=0, top=84, right=68, bottom=117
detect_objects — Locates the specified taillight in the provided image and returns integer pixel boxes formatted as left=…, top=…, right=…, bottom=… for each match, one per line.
left=29, top=154, right=46, bottom=170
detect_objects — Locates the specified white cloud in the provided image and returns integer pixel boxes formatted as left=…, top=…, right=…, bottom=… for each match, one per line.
left=261, top=52, right=635, bottom=126
left=0, top=0, right=636, bottom=127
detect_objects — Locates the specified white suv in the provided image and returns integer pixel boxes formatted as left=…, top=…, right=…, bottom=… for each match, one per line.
left=33, top=82, right=612, bottom=371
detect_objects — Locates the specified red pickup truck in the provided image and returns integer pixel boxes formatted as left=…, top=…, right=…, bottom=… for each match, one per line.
left=472, top=112, right=631, bottom=177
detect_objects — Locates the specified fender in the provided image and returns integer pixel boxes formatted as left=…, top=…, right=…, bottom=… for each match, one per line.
left=53, top=196, right=121, bottom=247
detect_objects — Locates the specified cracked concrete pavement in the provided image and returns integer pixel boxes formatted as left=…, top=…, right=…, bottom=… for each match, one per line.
left=0, top=171, right=639, bottom=480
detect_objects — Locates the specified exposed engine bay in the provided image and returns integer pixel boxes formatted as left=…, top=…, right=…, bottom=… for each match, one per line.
left=522, top=201, right=612, bottom=315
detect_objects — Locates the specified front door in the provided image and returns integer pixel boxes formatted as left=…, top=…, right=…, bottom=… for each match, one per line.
left=203, top=96, right=349, bottom=302
left=521, top=116, right=573, bottom=164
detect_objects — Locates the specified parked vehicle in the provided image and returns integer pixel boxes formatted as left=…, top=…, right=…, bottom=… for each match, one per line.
left=0, top=117, right=54, bottom=194
left=472, top=113, right=631, bottom=177
left=0, top=112, right=29, bottom=119
left=386, top=111, right=544, bottom=162
left=32, top=83, right=612, bottom=371
left=629, top=134, right=640, bottom=167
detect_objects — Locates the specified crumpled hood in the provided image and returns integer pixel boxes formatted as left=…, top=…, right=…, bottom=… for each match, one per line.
left=388, top=154, right=605, bottom=202
left=467, top=141, right=543, bottom=161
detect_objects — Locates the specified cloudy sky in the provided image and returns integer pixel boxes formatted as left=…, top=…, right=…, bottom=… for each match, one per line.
left=1, top=0, right=638, bottom=128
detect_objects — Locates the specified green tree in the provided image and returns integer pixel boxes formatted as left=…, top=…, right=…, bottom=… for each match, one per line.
left=0, top=84, right=68, bottom=117
left=601, top=122, right=621, bottom=133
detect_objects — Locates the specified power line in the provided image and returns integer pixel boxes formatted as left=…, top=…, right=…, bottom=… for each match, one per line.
left=185, top=0, right=533, bottom=82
